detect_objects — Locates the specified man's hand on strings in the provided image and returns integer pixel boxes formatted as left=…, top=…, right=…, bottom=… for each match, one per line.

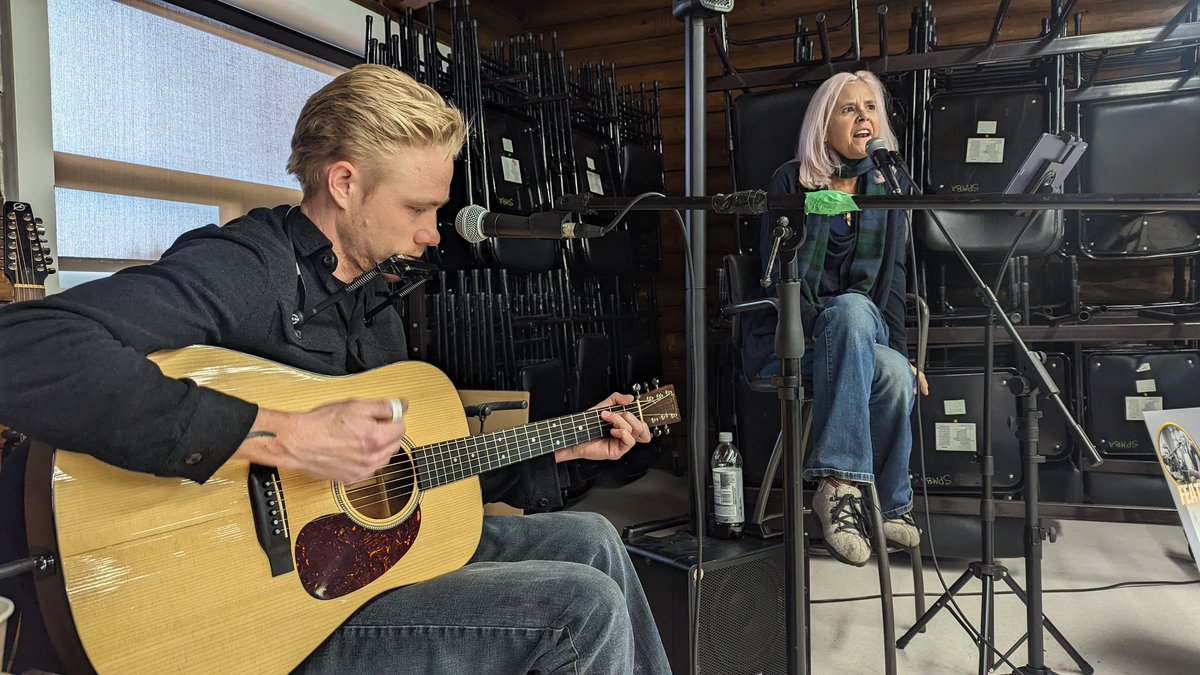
left=555, top=392, right=653, bottom=463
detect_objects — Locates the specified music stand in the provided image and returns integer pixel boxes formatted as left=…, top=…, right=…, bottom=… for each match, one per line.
left=896, top=130, right=1098, bottom=675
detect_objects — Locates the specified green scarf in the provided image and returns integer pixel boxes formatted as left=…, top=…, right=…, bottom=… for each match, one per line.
left=796, top=157, right=889, bottom=308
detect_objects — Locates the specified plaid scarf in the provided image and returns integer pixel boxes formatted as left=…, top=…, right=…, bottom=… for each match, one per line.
left=796, top=157, right=889, bottom=308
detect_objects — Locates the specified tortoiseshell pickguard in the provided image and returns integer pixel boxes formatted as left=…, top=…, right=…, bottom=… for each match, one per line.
left=294, top=508, right=421, bottom=600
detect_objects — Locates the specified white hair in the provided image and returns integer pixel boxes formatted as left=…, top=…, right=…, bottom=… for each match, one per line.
left=794, top=70, right=900, bottom=190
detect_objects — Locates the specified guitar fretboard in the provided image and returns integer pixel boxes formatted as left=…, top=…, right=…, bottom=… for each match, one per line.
left=413, top=405, right=635, bottom=489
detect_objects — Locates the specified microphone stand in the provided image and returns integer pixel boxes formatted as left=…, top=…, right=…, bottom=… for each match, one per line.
left=722, top=215, right=810, bottom=674
left=881, top=160, right=1096, bottom=675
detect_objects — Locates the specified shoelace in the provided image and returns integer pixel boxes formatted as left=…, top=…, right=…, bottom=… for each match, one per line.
left=829, top=493, right=868, bottom=537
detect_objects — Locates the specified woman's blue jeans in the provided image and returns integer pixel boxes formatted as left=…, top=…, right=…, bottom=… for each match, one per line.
left=296, top=511, right=670, bottom=674
left=760, top=293, right=916, bottom=517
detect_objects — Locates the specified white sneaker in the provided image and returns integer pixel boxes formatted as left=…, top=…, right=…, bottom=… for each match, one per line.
left=883, top=512, right=921, bottom=549
left=813, top=479, right=871, bottom=566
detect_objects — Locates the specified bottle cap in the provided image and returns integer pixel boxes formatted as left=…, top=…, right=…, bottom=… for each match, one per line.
left=718, top=431, right=733, bottom=443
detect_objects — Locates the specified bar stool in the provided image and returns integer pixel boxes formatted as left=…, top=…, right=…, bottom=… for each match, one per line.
left=748, top=418, right=926, bottom=675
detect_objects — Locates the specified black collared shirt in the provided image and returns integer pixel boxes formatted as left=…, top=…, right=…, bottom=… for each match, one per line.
left=0, top=205, right=562, bottom=509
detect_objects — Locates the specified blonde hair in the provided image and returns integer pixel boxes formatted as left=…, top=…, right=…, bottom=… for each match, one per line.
left=794, top=70, right=899, bottom=190
left=288, top=64, right=467, bottom=197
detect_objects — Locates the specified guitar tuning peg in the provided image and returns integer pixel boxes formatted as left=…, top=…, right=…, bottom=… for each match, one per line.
left=664, top=426, right=671, bottom=435
left=34, top=217, right=43, bottom=225
left=632, top=383, right=642, bottom=394
left=653, top=428, right=662, bottom=437
left=651, top=378, right=660, bottom=388
left=47, top=267, right=57, bottom=274
left=35, top=226, right=46, bottom=236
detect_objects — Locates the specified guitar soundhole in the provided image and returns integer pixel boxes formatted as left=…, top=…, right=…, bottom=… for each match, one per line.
left=342, top=444, right=418, bottom=522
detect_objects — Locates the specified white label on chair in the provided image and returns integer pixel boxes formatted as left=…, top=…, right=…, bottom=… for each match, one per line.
left=976, top=120, right=998, bottom=134
left=1136, top=379, right=1158, bottom=394
left=586, top=156, right=596, bottom=170
left=1137, top=363, right=1152, bottom=373
left=965, top=137, right=1005, bottom=163
left=501, top=156, right=523, bottom=184
left=1126, top=396, right=1164, bottom=421
left=935, top=422, right=976, bottom=452
left=586, top=170, right=605, bottom=195
left=943, top=399, right=967, bottom=416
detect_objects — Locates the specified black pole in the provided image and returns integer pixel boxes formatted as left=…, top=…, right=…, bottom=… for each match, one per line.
left=776, top=246, right=809, bottom=675
left=557, top=191, right=1200, bottom=213
left=683, top=11, right=708, bottom=541
left=979, top=315, right=997, bottom=675
left=1015, top=379, right=1052, bottom=673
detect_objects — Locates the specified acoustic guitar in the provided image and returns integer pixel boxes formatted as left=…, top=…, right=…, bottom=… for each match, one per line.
left=24, top=345, right=679, bottom=674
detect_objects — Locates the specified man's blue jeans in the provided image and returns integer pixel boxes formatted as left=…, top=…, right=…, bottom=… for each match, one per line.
left=296, top=511, right=670, bottom=674
left=760, top=293, right=916, bottom=517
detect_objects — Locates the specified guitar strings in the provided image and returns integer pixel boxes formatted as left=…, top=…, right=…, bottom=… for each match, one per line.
left=274, top=406, right=621, bottom=508
left=273, top=402, right=644, bottom=506
left=339, top=410, right=623, bottom=513
left=276, top=404, right=628, bottom=504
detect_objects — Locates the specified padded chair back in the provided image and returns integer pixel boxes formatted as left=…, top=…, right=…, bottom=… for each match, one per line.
left=571, top=334, right=612, bottom=412
left=730, top=86, right=820, bottom=252
left=476, top=104, right=560, bottom=273
left=723, top=253, right=768, bottom=355
left=483, top=237, right=559, bottom=273
left=1078, top=90, right=1200, bottom=257
left=916, top=87, right=1063, bottom=258
left=431, top=165, right=481, bottom=271
left=730, top=87, right=818, bottom=191
left=520, top=359, right=567, bottom=422
left=621, top=143, right=665, bottom=273
left=568, top=131, right=634, bottom=274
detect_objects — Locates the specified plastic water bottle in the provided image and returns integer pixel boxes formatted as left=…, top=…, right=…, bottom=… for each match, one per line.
left=711, top=431, right=745, bottom=538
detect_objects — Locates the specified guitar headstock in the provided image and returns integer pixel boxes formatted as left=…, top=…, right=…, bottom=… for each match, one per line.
left=633, top=381, right=680, bottom=436
left=3, top=201, right=55, bottom=302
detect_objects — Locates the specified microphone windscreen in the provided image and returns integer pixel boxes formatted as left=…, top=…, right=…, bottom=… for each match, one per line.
left=454, top=204, right=488, bottom=244
left=866, top=137, right=889, bottom=155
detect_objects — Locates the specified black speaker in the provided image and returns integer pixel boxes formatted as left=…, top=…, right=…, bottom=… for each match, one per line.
left=626, top=532, right=795, bottom=675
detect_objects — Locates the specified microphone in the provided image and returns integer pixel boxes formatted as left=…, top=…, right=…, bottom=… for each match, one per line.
left=454, top=205, right=604, bottom=244
left=865, top=137, right=904, bottom=195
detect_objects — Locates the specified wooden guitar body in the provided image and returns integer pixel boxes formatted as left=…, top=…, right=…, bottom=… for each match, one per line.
left=27, top=346, right=482, bottom=674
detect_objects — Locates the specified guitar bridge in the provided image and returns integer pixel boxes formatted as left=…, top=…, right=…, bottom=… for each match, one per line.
left=248, top=464, right=294, bottom=577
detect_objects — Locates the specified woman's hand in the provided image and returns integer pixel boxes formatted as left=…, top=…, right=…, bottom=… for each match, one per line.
left=912, top=364, right=929, bottom=396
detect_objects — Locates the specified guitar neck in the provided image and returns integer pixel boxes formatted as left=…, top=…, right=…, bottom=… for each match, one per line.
left=414, top=404, right=634, bottom=490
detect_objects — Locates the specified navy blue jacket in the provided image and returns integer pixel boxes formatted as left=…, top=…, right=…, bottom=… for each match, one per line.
left=741, top=161, right=910, bottom=377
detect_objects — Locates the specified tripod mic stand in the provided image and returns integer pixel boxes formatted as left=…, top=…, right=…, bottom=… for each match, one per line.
left=889, top=170, right=1102, bottom=675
